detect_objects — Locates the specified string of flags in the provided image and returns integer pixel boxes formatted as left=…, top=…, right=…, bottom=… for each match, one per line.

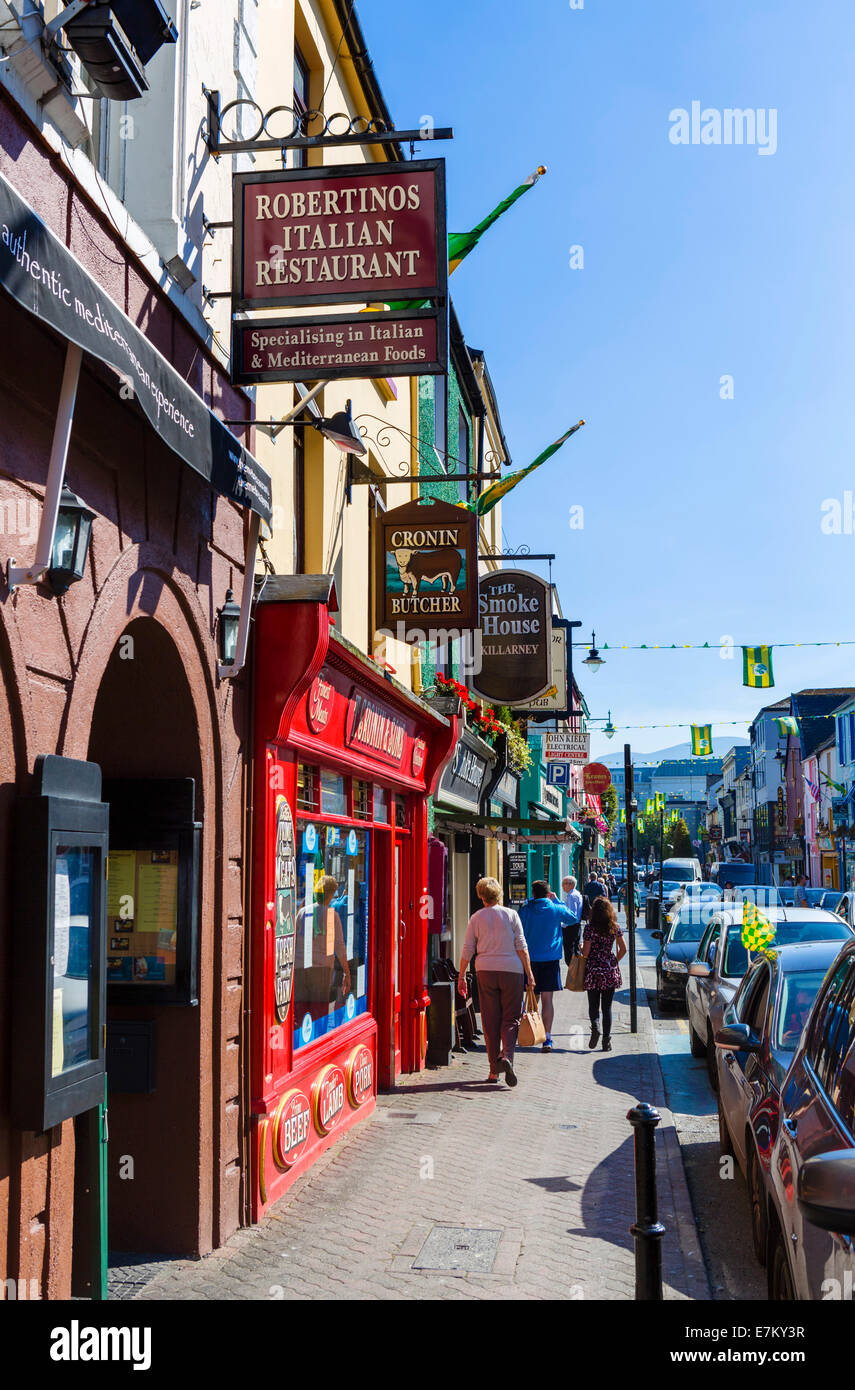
left=572, top=639, right=855, bottom=693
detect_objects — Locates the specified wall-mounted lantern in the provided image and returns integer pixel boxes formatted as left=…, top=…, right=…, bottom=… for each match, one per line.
left=47, top=484, right=95, bottom=595
left=217, top=588, right=241, bottom=667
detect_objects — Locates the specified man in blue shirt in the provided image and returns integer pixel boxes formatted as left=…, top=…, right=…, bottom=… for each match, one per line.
left=518, top=880, right=575, bottom=1052
left=561, top=875, right=584, bottom=960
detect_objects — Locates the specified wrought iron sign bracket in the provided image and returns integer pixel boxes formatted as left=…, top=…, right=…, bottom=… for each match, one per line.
left=203, top=89, right=453, bottom=157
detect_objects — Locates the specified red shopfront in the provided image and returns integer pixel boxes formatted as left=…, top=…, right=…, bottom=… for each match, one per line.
left=249, top=582, right=456, bottom=1217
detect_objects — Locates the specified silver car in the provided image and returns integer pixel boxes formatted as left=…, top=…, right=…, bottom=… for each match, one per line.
left=687, top=907, right=854, bottom=1093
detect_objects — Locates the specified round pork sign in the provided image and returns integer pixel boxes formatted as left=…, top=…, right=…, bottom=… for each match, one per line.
left=313, top=1064, right=347, bottom=1136
left=582, top=762, right=612, bottom=795
left=346, top=1043, right=374, bottom=1108
left=272, top=1088, right=311, bottom=1169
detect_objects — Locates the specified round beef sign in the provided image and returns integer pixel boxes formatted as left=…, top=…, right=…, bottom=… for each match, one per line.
left=346, top=1043, right=374, bottom=1108
left=583, top=762, right=612, bottom=795
left=272, top=1088, right=311, bottom=1169
left=313, top=1064, right=346, bottom=1136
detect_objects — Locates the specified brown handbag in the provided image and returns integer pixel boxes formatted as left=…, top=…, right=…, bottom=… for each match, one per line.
left=566, top=954, right=586, bottom=992
left=517, top=986, right=547, bottom=1047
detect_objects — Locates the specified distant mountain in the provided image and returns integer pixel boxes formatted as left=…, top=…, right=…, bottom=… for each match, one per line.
left=599, top=737, right=749, bottom=767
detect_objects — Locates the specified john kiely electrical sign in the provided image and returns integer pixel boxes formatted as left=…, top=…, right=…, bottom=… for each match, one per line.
left=231, top=161, right=447, bottom=384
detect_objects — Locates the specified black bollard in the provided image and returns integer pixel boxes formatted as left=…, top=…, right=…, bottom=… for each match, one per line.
left=627, top=1101, right=665, bottom=1300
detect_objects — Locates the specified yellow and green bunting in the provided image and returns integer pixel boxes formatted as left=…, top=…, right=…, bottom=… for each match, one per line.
left=743, top=646, right=774, bottom=688
left=691, top=724, right=712, bottom=756
left=774, top=716, right=799, bottom=736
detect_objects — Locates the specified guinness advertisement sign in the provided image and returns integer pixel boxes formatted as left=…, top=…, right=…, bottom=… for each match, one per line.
left=471, top=570, right=553, bottom=706
left=375, top=498, right=479, bottom=641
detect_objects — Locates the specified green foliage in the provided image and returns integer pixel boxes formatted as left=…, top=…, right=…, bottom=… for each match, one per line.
left=666, top=818, right=693, bottom=858
left=600, top=785, right=619, bottom=841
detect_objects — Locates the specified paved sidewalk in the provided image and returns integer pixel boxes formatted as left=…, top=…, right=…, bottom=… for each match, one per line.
left=128, top=976, right=710, bottom=1302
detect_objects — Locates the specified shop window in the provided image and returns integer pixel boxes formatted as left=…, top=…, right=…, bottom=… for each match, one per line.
left=457, top=407, right=470, bottom=504
left=395, top=795, right=407, bottom=829
left=293, top=821, right=370, bottom=1051
left=293, top=44, right=310, bottom=169
left=320, top=769, right=347, bottom=818
left=353, top=779, right=372, bottom=821
left=297, top=764, right=318, bottom=814
left=373, top=786, right=389, bottom=824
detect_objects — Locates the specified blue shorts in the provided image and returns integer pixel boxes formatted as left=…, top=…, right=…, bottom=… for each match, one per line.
left=530, top=958, right=563, bottom=994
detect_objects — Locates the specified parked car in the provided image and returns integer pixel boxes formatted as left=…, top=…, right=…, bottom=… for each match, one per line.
left=649, top=879, right=685, bottom=910
left=687, top=908, right=853, bottom=1092
left=778, top=886, right=796, bottom=906
left=709, top=860, right=757, bottom=889
left=834, top=891, right=855, bottom=929
left=714, top=942, right=842, bottom=1265
left=662, top=856, right=702, bottom=883
left=653, top=900, right=717, bottom=1009
left=820, top=890, right=842, bottom=913
left=765, top=938, right=855, bottom=1298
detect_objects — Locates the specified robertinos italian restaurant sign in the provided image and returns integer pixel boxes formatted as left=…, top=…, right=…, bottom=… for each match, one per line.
left=233, top=160, right=447, bottom=309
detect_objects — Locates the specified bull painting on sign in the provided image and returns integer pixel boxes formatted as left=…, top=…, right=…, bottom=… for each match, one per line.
left=376, top=498, right=478, bottom=643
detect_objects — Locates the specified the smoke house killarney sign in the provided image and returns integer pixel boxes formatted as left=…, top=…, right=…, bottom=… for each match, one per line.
left=376, top=498, right=478, bottom=642
left=231, top=160, right=447, bottom=384
left=471, top=570, right=553, bottom=705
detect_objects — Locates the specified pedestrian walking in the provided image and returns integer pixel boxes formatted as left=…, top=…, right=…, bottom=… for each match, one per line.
left=518, top=880, right=576, bottom=1051
left=561, top=874, right=584, bottom=960
left=582, top=896, right=627, bottom=1052
left=793, top=873, right=809, bottom=907
left=584, top=872, right=607, bottom=908
left=458, top=877, right=535, bottom=1086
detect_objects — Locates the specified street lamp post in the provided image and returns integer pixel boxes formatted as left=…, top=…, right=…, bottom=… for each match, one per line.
left=624, top=742, right=638, bottom=1034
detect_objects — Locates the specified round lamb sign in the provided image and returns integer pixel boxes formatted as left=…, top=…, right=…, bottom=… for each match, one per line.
left=583, top=762, right=612, bottom=795
left=312, top=1064, right=346, bottom=1136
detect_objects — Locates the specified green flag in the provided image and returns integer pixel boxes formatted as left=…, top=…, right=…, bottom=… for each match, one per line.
left=377, top=167, right=547, bottom=310
left=691, top=724, right=713, bottom=756
left=774, top=716, right=799, bottom=736
left=466, top=421, right=585, bottom=517
left=743, top=645, right=774, bottom=688
left=448, top=167, right=547, bottom=273
left=741, top=898, right=775, bottom=953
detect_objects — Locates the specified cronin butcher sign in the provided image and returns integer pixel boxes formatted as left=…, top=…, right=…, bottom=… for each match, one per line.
left=375, top=498, right=479, bottom=644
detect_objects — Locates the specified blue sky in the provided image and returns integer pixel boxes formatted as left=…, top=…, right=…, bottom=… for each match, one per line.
left=359, top=0, right=855, bottom=757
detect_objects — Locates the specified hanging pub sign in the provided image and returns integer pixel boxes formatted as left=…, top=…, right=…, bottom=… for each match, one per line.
left=375, top=498, right=479, bottom=643
left=524, top=620, right=570, bottom=720
left=470, top=570, right=552, bottom=706
left=230, top=160, right=448, bottom=384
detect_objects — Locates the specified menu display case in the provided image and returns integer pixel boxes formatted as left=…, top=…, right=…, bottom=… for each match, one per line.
left=12, top=756, right=109, bottom=1132
left=104, top=779, right=201, bottom=1005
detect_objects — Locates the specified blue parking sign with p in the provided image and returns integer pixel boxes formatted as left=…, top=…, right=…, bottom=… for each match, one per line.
left=547, top=763, right=570, bottom=787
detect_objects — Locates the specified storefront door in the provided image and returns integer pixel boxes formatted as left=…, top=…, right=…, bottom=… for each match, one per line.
left=393, top=842, right=403, bottom=1076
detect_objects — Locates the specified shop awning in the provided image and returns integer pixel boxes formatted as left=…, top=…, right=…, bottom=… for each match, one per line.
left=433, top=811, right=581, bottom=845
left=0, top=168, right=272, bottom=525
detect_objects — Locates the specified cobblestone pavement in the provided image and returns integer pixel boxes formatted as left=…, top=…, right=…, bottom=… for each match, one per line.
left=127, top=965, right=710, bottom=1302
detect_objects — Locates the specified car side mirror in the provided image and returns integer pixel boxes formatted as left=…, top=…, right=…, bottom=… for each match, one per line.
left=798, top=1149, right=855, bottom=1235
left=688, top=960, right=710, bottom=978
left=651, top=929, right=662, bottom=940
left=715, top=1022, right=761, bottom=1053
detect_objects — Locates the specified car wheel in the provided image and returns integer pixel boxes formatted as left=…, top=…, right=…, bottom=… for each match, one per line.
left=768, top=1227, right=796, bottom=1300
left=748, top=1144, right=768, bottom=1268
left=717, top=1096, right=733, bottom=1157
left=706, top=1026, right=718, bottom=1092
left=690, top=1023, right=706, bottom=1058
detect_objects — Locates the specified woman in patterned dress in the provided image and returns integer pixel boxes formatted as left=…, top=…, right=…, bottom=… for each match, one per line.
left=581, top=896, right=627, bottom=1051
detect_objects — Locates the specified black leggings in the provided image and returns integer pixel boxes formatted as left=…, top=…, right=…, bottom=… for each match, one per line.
left=587, top=988, right=615, bottom=1036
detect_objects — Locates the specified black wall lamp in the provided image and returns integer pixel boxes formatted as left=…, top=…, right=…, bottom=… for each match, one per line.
left=217, top=589, right=241, bottom=667
left=47, top=485, right=96, bottom=594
